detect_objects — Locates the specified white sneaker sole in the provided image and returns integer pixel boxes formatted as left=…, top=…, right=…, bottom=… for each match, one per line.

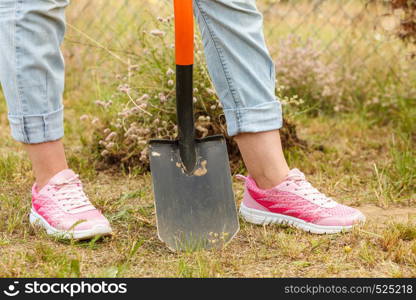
left=29, top=209, right=112, bottom=240
left=240, top=203, right=356, bottom=234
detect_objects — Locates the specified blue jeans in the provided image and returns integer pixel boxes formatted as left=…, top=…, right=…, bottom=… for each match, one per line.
left=0, top=0, right=282, bottom=143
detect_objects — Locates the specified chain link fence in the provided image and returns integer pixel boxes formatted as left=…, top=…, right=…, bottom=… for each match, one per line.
left=64, top=0, right=415, bottom=106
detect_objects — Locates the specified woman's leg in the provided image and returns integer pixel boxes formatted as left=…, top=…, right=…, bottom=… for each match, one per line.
left=193, top=0, right=288, bottom=189
left=194, top=0, right=365, bottom=233
left=234, top=131, right=289, bottom=189
left=0, top=0, right=111, bottom=239
left=0, top=0, right=69, bottom=189
left=24, top=141, right=68, bottom=188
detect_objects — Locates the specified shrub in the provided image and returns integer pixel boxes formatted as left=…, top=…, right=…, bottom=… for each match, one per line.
left=82, top=17, right=305, bottom=173
left=391, top=0, right=416, bottom=45
left=274, top=35, right=343, bottom=112
left=273, top=33, right=416, bottom=118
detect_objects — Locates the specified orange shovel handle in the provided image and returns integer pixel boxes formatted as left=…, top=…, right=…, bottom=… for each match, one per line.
left=174, top=0, right=194, bottom=66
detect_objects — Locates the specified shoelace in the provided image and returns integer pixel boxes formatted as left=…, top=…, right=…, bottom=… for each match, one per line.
left=49, top=176, right=95, bottom=213
left=286, top=173, right=335, bottom=207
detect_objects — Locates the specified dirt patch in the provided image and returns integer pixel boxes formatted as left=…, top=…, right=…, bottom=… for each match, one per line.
left=194, top=160, right=208, bottom=176
left=360, top=205, right=416, bottom=223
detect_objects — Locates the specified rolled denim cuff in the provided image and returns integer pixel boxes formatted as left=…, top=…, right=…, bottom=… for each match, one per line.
left=223, top=100, right=283, bottom=137
left=8, top=107, right=64, bottom=144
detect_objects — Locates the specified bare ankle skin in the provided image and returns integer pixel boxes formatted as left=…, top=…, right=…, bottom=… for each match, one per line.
left=23, top=140, right=69, bottom=190
left=234, top=130, right=290, bottom=189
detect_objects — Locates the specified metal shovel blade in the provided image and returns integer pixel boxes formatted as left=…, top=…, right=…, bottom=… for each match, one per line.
left=149, top=135, right=239, bottom=251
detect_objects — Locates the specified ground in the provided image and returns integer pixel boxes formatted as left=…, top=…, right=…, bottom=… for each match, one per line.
left=0, top=0, right=415, bottom=278
left=0, top=110, right=415, bottom=277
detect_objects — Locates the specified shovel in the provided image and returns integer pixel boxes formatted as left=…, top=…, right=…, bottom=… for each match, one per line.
left=149, top=0, right=239, bottom=251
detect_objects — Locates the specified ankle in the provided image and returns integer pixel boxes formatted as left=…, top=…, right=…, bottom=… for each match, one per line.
left=252, top=169, right=289, bottom=190
left=35, top=168, right=68, bottom=191
left=35, top=176, right=52, bottom=191
left=35, top=180, right=49, bottom=191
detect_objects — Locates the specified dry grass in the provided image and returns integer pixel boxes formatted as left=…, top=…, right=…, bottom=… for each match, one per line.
left=0, top=112, right=415, bottom=277
left=0, top=0, right=415, bottom=278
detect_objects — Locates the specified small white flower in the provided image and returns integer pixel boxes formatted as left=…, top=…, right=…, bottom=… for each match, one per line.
left=159, top=93, right=167, bottom=102
left=206, top=88, right=216, bottom=95
left=106, top=142, right=115, bottom=149
left=80, top=114, right=89, bottom=121
left=137, top=94, right=150, bottom=102
left=105, top=132, right=117, bottom=141
left=150, top=29, right=165, bottom=37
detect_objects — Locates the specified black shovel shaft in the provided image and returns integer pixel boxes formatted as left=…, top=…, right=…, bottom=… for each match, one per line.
left=174, top=0, right=196, bottom=173
left=176, top=65, right=196, bottom=172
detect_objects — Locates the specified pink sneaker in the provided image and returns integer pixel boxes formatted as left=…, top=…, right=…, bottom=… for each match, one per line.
left=238, top=169, right=365, bottom=234
left=30, top=169, right=112, bottom=240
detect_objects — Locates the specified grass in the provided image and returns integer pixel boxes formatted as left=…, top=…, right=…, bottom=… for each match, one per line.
left=0, top=112, right=415, bottom=277
left=0, top=0, right=415, bottom=277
